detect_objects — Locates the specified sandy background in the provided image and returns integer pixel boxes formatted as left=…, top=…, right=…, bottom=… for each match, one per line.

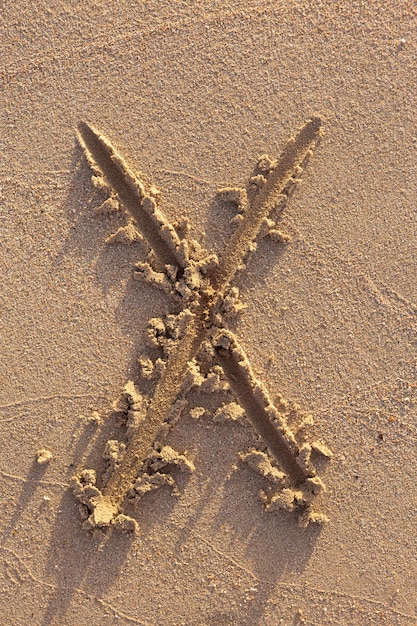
left=1, top=1, right=416, bottom=624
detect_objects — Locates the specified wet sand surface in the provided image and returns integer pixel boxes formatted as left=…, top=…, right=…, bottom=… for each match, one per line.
left=1, top=2, right=416, bottom=624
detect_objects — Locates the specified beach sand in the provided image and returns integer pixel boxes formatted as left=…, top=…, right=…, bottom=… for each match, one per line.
left=1, top=2, right=416, bottom=624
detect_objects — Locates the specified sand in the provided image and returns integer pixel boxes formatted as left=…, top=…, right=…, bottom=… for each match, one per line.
left=1, top=2, right=416, bottom=624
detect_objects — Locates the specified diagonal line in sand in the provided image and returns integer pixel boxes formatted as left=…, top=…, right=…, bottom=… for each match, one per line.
left=74, top=118, right=329, bottom=531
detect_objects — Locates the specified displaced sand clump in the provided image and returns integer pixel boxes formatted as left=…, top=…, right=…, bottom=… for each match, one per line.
left=71, top=468, right=139, bottom=534
left=36, top=449, right=52, bottom=465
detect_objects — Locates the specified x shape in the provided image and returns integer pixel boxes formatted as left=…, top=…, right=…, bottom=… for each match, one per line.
left=72, top=118, right=331, bottom=533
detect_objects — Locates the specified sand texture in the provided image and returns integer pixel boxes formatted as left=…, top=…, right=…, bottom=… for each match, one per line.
left=1, top=2, right=416, bottom=624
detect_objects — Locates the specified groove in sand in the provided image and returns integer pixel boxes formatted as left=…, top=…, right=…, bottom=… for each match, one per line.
left=214, top=331, right=307, bottom=486
left=77, top=122, right=185, bottom=271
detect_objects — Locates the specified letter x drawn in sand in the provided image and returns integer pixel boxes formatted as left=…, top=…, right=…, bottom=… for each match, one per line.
left=72, top=118, right=332, bottom=533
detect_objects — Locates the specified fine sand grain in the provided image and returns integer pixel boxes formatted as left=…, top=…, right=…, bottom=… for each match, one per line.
left=1, top=2, right=416, bottom=624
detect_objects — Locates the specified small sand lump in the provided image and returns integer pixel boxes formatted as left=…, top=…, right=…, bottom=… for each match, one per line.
left=36, top=449, right=52, bottom=465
